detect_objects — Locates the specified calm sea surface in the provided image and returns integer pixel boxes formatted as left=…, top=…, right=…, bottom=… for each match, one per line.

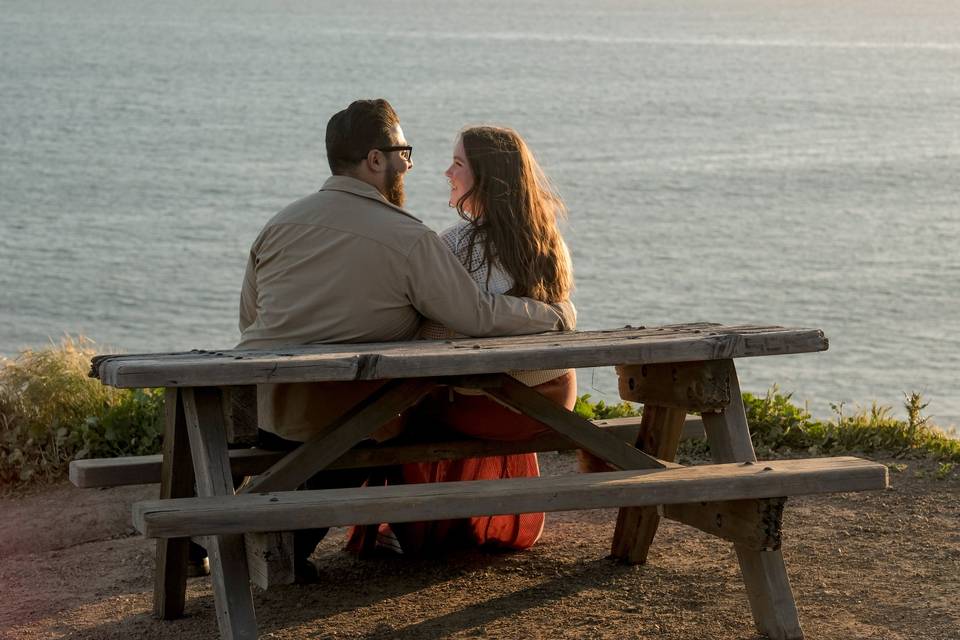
left=1, top=0, right=958, bottom=430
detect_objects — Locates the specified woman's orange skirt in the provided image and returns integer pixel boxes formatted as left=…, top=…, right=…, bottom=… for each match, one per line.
left=366, top=370, right=578, bottom=554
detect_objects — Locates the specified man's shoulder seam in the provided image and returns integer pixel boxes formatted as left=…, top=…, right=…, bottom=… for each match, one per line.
left=405, top=229, right=443, bottom=260
left=264, top=219, right=433, bottom=258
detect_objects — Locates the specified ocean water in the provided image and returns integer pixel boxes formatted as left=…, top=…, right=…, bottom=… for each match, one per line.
left=1, top=0, right=958, bottom=430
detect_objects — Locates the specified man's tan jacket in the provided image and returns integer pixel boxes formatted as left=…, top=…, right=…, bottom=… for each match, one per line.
left=238, top=176, right=574, bottom=441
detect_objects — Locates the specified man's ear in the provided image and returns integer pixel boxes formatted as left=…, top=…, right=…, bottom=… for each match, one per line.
left=363, top=149, right=385, bottom=174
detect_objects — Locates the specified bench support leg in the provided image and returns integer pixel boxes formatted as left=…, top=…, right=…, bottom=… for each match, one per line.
left=609, top=404, right=687, bottom=563
left=154, top=389, right=194, bottom=619
left=245, top=532, right=295, bottom=589
left=702, top=361, right=804, bottom=640
left=183, top=387, right=257, bottom=640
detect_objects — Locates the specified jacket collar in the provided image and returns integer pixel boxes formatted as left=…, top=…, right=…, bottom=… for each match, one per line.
left=320, top=175, right=422, bottom=223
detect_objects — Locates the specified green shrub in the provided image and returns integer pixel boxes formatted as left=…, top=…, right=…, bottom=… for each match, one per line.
left=0, top=337, right=163, bottom=488
left=573, top=393, right=641, bottom=420
left=742, top=389, right=960, bottom=463
left=576, top=388, right=960, bottom=464
left=740, top=387, right=817, bottom=456
left=72, top=388, right=164, bottom=460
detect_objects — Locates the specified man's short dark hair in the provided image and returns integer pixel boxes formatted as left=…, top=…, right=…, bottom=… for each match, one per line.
left=325, top=99, right=400, bottom=175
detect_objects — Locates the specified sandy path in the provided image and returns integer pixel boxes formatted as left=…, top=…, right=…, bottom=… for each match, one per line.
left=1, top=454, right=957, bottom=640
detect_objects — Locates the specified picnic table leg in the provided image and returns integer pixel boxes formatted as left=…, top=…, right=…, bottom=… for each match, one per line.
left=609, top=404, right=687, bottom=563
left=183, top=387, right=257, bottom=640
left=154, top=388, right=194, bottom=619
left=702, top=361, right=804, bottom=640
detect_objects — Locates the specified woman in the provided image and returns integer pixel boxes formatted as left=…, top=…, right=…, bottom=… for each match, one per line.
left=394, top=125, right=577, bottom=553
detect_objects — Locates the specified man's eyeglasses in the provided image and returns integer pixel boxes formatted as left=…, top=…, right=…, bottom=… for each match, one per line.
left=376, top=145, right=413, bottom=161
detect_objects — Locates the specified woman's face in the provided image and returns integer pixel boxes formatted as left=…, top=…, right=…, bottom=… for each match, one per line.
left=444, top=138, right=475, bottom=212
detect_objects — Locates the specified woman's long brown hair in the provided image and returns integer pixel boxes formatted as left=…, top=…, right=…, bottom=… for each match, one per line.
left=455, top=126, right=573, bottom=303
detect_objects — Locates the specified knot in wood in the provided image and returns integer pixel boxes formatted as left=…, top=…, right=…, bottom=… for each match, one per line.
left=355, top=354, right=382, bottom=379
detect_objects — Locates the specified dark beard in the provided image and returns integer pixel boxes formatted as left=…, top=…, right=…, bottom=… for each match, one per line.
left=384, top=165, right=406, bottom=207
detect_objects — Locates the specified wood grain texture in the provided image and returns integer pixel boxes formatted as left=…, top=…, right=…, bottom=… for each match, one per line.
left=133, top=456, right=888, bottom=538
left=244, top=532, right=294, bottom=590
left=90, top=324, right=829, bottom=388
left=69, top=417, right=707, bottom=488
left=736, top=549, right=806, bottom=640
left=239, top=378, right=436, bottom=495
left=610, top=404, right=689, bottom=563
left=616, top=360, right=731, bottom=411
left=701, top=362, right=804, bottom=640
left=222, top=385, right=258, bottom=445
left=661, top=498, right=786, bottom=551
left=153, top=389, right=193, bottom=620
left=484, top=375, right=672, bottom=471
left=182, top=388, right=235, bottom=497
left=182, top=388, right=257, bottom=640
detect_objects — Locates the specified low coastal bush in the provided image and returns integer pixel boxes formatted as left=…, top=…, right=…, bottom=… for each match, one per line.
left=0, top=337, right=162, bottom=488
left=574, top=388, right=959, bottom=465
left=744, top=388, right=959, bottom=463
left=1, top=338, right=956, bottom=490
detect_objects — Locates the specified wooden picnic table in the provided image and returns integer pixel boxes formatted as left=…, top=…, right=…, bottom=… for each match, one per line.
left=89, top=322, right=888, bottom=640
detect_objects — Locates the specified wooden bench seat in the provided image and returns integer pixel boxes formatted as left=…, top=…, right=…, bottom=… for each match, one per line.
left=70, top=416, right=706, bottom=488
left=133, top=456, right=887, bottom=539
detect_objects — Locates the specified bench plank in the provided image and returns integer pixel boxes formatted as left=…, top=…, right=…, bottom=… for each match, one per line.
left=133, top=457, right=887, bottom=539
left=71, top=417, right=706, bottom=488
left=91, top=324, right=828, bottom=388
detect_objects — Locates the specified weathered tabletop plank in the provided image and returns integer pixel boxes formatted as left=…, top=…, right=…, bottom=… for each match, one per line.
left=91, top=323, right=828, bottom=389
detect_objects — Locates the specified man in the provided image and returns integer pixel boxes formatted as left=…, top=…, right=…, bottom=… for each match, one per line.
left=238, top=98, right=575, bottom=442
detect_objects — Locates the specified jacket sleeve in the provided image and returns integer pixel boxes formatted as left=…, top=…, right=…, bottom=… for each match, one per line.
left=238, top=248, right=258, bottom=333
left=404, top=232, right=576, bottom=336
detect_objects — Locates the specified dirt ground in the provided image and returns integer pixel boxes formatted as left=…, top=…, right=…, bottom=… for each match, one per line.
left=1, top=453, right=958, bottom=640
